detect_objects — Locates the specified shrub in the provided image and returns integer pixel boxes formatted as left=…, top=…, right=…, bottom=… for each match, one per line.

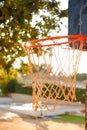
left=76, top=88, right=85, bottom=103
left=5, top=79, right=33, bottom=95
left=5, top=79, right=18, bottom=94
left=4, top=80, right=85, bottom=104
left=43, top=83, right=85, bottom=103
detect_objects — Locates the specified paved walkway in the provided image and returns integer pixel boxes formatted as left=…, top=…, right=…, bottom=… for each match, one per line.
left=0, top=95, right=85, bottom=118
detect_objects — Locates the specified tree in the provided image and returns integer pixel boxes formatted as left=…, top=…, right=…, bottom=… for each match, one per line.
left=76, top=73, right=87, bottom=81
left=0, top=65, right=18, bottom=87
left=0, top=0, right=67, bottom=83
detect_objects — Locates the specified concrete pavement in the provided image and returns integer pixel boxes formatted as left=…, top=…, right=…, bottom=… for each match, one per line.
left=0, top=102, right=85, bottom=118
left=0, top=94, right=85, bottom=118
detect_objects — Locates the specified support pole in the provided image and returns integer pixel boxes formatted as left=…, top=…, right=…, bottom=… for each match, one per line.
left=85, top=84, right=87, bottom=130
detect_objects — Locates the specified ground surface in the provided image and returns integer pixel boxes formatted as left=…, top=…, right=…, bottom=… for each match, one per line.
left=0, top=94, right=85, bottom=130
left=0, top=111, right=84, bottom=130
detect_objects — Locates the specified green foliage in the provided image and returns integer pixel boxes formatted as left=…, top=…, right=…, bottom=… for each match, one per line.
left=3, top=79, right=33, bottom=95
left=15, top=83, right=32, bottom=95
left=43, top=83, right=85, bottom=103
left=19, top=61, right=31, bottom=74
left=59, top=9, right=68, bottom=18
left=76, top=73, right=87, bottom=81
left=5, top=79, right=18, bottom=93
left=31, top=63, right=52, bottom=73
left=1, top=78, right=85, bottom=104
left=0, top=65, right=18, bottom=87
left=0, top=0, right=67, bottom=79
left=76, top=88, right=85, bottom=103
left=0, top=84, right=3, bottom=96
left=53, top=114, right=85, bottom=124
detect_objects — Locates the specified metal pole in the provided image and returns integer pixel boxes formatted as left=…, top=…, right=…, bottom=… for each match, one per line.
left=85, top=84, right=87, bottom=130
left=79, top=4, right=87, bottom=129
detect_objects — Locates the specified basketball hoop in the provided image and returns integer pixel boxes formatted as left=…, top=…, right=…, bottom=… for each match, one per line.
left=24, top=35, right=86, bottom=111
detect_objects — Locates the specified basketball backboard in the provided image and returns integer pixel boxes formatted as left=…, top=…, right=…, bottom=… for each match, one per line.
left=68, top=0, right=87, bottom=50
left=68, top=0, right=87, bottom=35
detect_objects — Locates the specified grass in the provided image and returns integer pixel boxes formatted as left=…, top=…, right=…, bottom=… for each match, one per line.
left=52, top=114, right=85, bottom=124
